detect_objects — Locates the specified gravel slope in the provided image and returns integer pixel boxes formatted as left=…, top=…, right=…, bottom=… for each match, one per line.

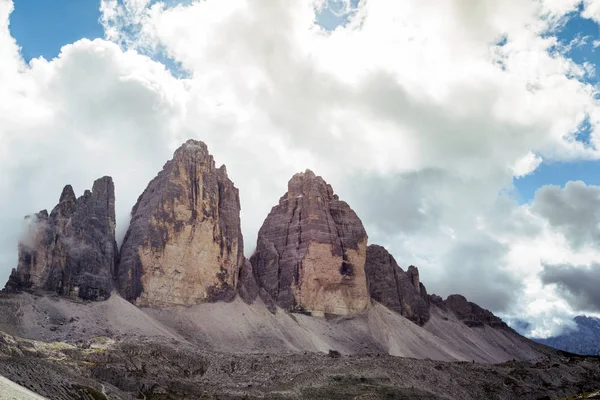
left=0, top=376, right=46, bottom=400
left=0, top=292, right=542, bottom=363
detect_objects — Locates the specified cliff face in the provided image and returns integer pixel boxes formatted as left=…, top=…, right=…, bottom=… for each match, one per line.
left=250, top=170, right=370, bottom=317
left=117, top=140, right=244, bottom=307
left=364, top=245, right=430, bottom=325
left=5, top=177, right=118, bottom=301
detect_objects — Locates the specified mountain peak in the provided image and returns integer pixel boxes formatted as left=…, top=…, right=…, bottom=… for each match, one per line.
left=251, top=170, right=369, bottom=316
left=117, top=139, right=244, bottom=307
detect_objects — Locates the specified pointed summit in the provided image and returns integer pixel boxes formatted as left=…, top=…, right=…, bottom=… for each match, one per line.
left=59, top=185, right=76, bottom=203
left=5, top=177, right=118, bottom=301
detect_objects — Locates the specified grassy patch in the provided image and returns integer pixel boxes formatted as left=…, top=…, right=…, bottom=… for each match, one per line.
left=555, top=390, right=600, bottom=400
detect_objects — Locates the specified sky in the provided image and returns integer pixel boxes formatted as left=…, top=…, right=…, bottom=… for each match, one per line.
left=3, top=0, right=600, bottom=338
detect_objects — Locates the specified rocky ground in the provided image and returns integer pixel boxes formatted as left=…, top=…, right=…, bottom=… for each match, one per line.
left=0, top=328, right=599, bottom=400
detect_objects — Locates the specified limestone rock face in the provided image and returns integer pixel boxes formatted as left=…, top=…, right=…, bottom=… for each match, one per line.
left=364, top=245, right=430, bottom=325
left=442, top=294, right=507, bottom=328
left=250, top=170, right=370, bottom=317
left=117, top=140, right=244, bottom=307
left=237, top=259, right=259, bottom=305
left=5, top=177, right=118, bottom=301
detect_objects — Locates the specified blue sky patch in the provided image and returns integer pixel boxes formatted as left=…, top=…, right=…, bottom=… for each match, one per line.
left=10, top=0, right=103, bottom=62
left=7, top=0, right=600, bottom=204
left=514, top=160, right=600, bottom=201
left=511, top=5, right=600, bottom=202
left=316, top=0, right=360, bottom=31
left=553, top=9, right=600, bottom=83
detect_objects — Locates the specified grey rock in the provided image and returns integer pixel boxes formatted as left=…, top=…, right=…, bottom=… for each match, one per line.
left=428, top=294, right=446, bottom=311
left=442, top=294, right=507, bottom=328
left=5, top=177, right=118, bottom=301
left=258, top=288, right=278, bottom=314
left=237, top=259, right=259, bottom=305
left=364, top=245, right=430, bottom=325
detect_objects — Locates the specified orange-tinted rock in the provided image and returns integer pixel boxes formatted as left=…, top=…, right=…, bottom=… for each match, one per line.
left=117, top=140, right=244, bottom=307
left=251, top=170, right=370, bottom=316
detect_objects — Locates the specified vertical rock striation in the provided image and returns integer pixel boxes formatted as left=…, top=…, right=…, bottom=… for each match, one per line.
left=364, top=245, right=430, bottom=325
left=117, top=139, right=244, bottom=307
left=250, top=169, right=370, bottom=317
left=5, top=177, right=118, bottom=301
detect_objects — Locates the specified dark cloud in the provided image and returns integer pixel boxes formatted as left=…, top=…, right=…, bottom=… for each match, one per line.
left=436, top=236, right=523, bottom=313
left=344, top=169, right=446, bottom=236
left=532, top=182, right=600, bottom=249
left=541, top=262, right=600, bottom=312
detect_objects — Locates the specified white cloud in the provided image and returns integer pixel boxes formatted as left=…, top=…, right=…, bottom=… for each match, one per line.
left=582, top=0, right=600, bottom=24
left=1, top=0, right=600, bottom=337
left=512, top=152, right=543, bottom=177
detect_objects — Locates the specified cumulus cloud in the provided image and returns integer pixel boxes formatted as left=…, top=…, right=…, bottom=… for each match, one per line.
left=531, top=181, right=600, bottom=249
left=582, top=0, right=600, bottom=24
left=439, top=236, right=521, bottom=312
left=512, top=152, right=543, bottom=178
left=1, top=0, right=600, bottom=337
left=541, top=262, right=600, bottom=312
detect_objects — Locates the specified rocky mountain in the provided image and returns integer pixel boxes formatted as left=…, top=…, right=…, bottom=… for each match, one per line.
left=117, top=140, right=245, bottom=307
left=534, top=316, right=600, bottom=356
left=364, top=244, right=430, bottom=325
left=2, top=139, right=594, bottom=399
left=250, top=169, right=370, bottom=317
left=5, top=177, right=118, bottom=301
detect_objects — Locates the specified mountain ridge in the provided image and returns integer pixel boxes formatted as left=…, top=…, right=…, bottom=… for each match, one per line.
left=1, top=139, right=535, bottom=351
left=533, top=315, right=600, bottom=356
left=1, top=139, right=598, bottom=399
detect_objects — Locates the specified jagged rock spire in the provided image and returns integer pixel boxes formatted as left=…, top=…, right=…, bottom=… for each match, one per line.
left=364, top=245, right=430, bottom=325
left=5, top=177, right=118, bottom=301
